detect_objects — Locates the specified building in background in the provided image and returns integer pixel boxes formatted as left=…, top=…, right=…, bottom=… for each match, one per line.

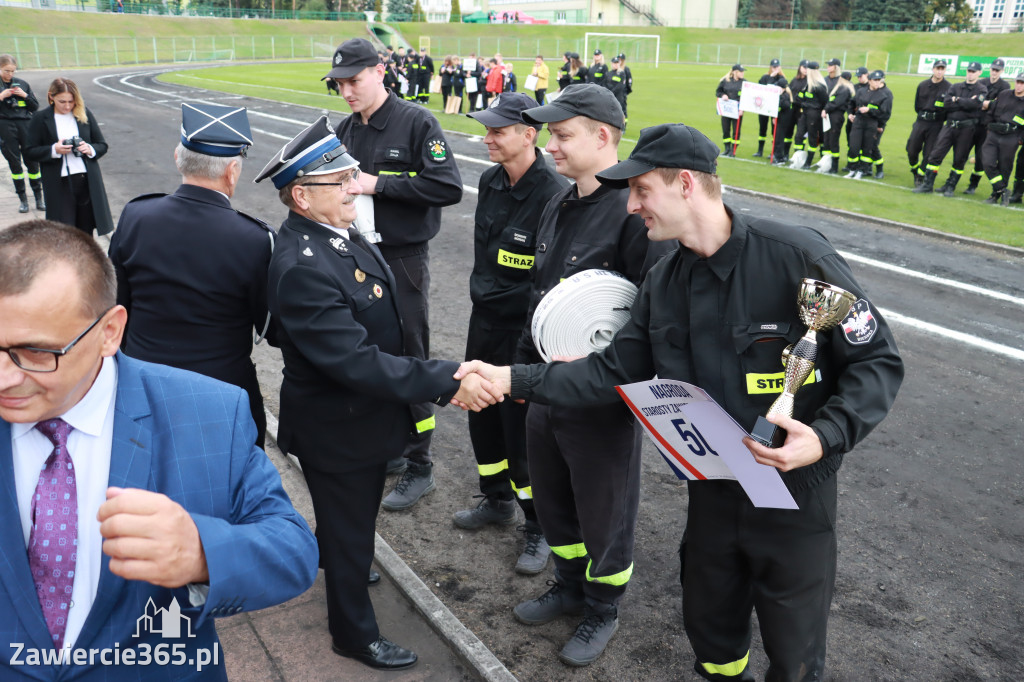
left=967, top=0, right=1024, bottom=32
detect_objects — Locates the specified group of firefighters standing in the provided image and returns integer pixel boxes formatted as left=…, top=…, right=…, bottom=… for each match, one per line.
left=714, top=56, right=1024, bottom=205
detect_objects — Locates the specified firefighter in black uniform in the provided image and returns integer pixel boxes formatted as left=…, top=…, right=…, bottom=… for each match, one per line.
left=570, top=53, right=590, bottom=85
left=843, top=66, right=869, bottom=171
left=558, top=51, right=572, bottom=91
left=617, top=53, right=633, bottom=120
left=792, top=61, right=828, bottom=168
left=716, top=64, right=745, bottom=157
left=608, top=57, right=628, bottom=120
left=587, top=49, right=609, bottom=87
left=866, top=74, right=893, bottom=178
left=1010, top=140, right=1024, bottom=204
left=786, top=60, right=808, bottom=163
left=418, top=48, right=434, bottom=105
left=965, top=58, right=1011, bottom=194
left=108, top=103, right=275, bottom=447
left=756, top=58, right=787, bottom=158
left=403, top=50, right=421, bottom=101
left=460, top=123, right=903, bottom=682
left=980, top=73, right=1024, bottom=205
left=845, top=70, right=892, bottom=180
left=770, top=85, right=794, bottom=166
left=915, top=62, right=988, bottom=196
left=824, top=57, right=841, bottom=92
left=508, top=85, right=675, bottom=667
left=907, top=59, right=952, bottom=186
left=455, top=93, right=569, bottom=574
left=0, top=55, right=44, bottom=214
left=822, top=71, right=855, bottom=173
left=258, top=117, right=499, bottom=673
left=326, top=38, right=464, bottom=509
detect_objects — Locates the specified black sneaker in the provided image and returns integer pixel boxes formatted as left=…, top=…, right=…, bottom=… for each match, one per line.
left=453, top=495, right=516, bottom=529
left=513, top=580, right=585, bottom=625
left=382, top=462, right=434, bottom=511
left=385, top=456, right=407, bottom=475
left=515, top=525, right=552, bottom=575
left=558, top=609, right=620, bottom=666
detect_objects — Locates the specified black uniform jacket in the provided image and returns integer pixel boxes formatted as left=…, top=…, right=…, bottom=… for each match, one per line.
left=267, top=212, right=461, bottom=473
left=558, top=62, right=571, bottom=89
left=470, top=148, right=569, bottom=325
left=335, top=90, right=462, bottom=256
left=942, top=81, right=988, bottom=122
left=716, top=77, right=744, bottom=101
left=986, top=89, right=1024, bottom=135
left=797, top=81, right=828, bottom=111
left=25, top=106, right=113, bottom=234
left=0, top=77, right=38, bottom=120
left=981, top=78, right=1011, bottom=123
left=824, top=85, right=852, bottom=114
left=759, top=72, right=788, bottom=90
left=789, top=75, right=808, bottom=115
left=587, top=63, right=609, bottom=86
left=915, top=78, right=952, bottom=118
left=511, top=207, right=904, bottom=493
left=572, top=66, right=590, bottom=84
left=108, top=184, right=275, bottom=397
left=514, top=182, right=677, bottom=364
left=853, top=86, right=892, bottom=127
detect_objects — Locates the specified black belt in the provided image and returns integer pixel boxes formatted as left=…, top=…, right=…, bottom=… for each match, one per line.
left=918, top=111, right=939, bottom=121
left=947, top=119, right=977, bottom=129
left=987, top=122, right=1015, bottom=135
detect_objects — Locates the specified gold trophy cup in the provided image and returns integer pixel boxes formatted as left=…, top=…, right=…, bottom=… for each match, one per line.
left=750, top=278, right=857, bottom=448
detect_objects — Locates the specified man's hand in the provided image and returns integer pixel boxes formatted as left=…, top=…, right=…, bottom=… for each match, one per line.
left=742, top=414, right=823, bottom=472
left=451, top=372, right=504, bottom=411
left=357, top=171, right=378, bottom=195
left=454, top=360, right=511, bottom=392
left=98, top=488, right=209, bottom=588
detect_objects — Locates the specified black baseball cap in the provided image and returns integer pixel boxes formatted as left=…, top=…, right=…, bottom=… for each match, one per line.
left=932, top=59, right=947, bottom=68
left=564, top=51, right=572, bottom=58
left=324, top=38, right=379, bottom=80
left=840, top=70, right=852, bottom=80
left=522, top=84, right=624, bottom=130
left=467, top=92, right=542, bottom=129
left=799, top=59, right=809, bottom=68
left=1015, top=72, right=1024, bottom=82
left=732, top=64, right=745, bottom=71
left=855, top=66, right=869, bottom=76
left=827, top=58, right=841, bottom=66
left=596, top=123, right=718, bottom=188
left=991, top=58, right=1005, bottom=70
left=594, top=49, right=603, bottom=55
left=869, top=70, right=885, bottom=80
left=611, top=57, right=620, bottom=64
left=807, top=61, right=820, bottom=70
left=617, top=53, right=626, bottom=60
left=770, top=58, right=781, bottom=67
left=967, top=61, right=982, bottom=72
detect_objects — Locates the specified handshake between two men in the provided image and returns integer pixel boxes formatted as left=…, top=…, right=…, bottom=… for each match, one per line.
left=449, top=360, right=512, bottom=411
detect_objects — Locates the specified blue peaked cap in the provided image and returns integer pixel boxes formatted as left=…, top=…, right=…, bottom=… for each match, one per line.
left=180, top=103, right=253, bottom=157
left=254, top=115, right=358, bottom=190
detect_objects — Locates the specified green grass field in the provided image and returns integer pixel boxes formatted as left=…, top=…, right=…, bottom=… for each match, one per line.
left=162, top=61, right=1023, bottom=246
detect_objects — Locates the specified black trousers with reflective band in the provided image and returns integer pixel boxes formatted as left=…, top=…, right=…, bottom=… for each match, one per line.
left=683, top=476, right=837, bottom=682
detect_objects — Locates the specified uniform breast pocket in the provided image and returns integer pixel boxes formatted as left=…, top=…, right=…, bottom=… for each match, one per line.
left=564, top=240, right=616, bottom=274
left=733, top=322, right=818, bottom=402
left=374, top=145, right=412, bottom=175
left=496, top=226, right=536, bottom=274
left=350, top=281, right=385, bottom=312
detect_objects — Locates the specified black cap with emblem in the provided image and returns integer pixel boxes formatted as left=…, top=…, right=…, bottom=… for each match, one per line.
left=180, top=103, right=253, bottom=157
left=522, top=83, right=624, bottom=130
left=323, top=38, right=380, bottom=81
left=596, top=123, right=719, bottom=188
left=254, top=115, right=358, bottom=189
left=467, top=91, right=542, bottom=130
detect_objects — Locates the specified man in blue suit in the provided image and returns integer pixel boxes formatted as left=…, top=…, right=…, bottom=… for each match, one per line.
left=0, top=220, right=319, bottom=680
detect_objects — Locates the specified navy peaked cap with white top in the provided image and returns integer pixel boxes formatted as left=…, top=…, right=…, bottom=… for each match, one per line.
left=254, top=115, right=358, bottom=189
left=180, top=103, right=253, bottom=157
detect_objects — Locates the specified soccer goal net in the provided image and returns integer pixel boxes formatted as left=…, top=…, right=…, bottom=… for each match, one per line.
left=584, top=33, right=660, bottom=67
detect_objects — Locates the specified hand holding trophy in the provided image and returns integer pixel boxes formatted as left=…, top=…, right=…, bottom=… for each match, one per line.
left=750, top=278, right=857, bottom=448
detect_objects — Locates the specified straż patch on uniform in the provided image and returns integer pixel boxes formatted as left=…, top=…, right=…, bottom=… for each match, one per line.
left=427, top=139, right=448, bottom=162
left=841, top=298, right=877, bottom=344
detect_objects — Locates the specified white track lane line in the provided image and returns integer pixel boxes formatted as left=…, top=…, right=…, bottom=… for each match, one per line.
left=881, top=308, right=1024, bottom=361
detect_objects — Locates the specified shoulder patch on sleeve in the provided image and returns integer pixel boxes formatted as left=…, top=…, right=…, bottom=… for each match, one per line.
left=841, top=298, right=877, bottom=345
left=427, top=138, right=448, bottom=162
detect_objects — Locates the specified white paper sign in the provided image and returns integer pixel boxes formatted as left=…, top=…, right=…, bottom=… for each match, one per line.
left=524, top=73, right=539, bottom=91
left=398, top=75, right=409, bottom=95
left=616, top=379, right=799, bottom=509
left=465, top=77, right=478, bottom=94
left=463, top=58, right=478, bottom=73
left=716, top=98, right=740, bottom=119
left=822, top=113, right=831, bottom=133
left=739, top=82, right=781, bottom=117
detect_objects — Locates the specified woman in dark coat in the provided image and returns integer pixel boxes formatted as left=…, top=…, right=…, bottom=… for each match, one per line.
left=25, top=77, right=112, bottom=236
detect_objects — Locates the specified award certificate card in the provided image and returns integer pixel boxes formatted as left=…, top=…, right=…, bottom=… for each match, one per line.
left=616, top=379, right=798, bottom=509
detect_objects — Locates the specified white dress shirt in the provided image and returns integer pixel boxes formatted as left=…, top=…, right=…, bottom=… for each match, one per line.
left=12, top=356, right=116, bottom=651
left=50, top=112, right=92, bottom=176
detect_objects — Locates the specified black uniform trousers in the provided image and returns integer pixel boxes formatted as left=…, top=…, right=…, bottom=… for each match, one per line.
left=526, top=402, right=642, bottom=607
left=906, top=118, right=943, bottom=176
left=968, top=124, right=989, bottom=176
left=823, top=111, right=846, bottom=161
left=385, top=248, right=435, bottom=465
left=847, top=120, right=878, bottom=173
left=869, top=126, right=886, bottom=167
left=1015, top=145, right=1024, bottom=186
left=720, top=114, right=742, bottom=147
left=774, top=111, right=795, bottom=159
left=793, top=109, right=823, bottom=153
left=683, top=477, right=837, bottom=682
left=465, top=315, right=536, bottom=523
left=926, top=123, right=977, bottom=175
left=981, top=131, right=1020, bottom=191
left=757, top=114, right=771, bottom=146
left=49, top=172, right=96, bottom=236
left=0, top=118, right=41, bottom=194
left=302, top=459, right=388, bottom=649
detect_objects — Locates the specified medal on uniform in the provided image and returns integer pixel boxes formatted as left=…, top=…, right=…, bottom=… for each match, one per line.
left=373, top=284, right=383, bottom=298
left=354, top=269, right=366, bottom=283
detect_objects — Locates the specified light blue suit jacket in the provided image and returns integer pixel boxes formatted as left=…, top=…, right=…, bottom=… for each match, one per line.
left=0, top=354, right=318, bottom=680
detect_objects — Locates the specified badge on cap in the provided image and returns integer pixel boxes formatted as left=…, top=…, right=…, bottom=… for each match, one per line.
left=427, top=139, right=448, bottom=162
left=373, top=284, right=383, bottom=298
left=354, top=268, right=366, bottom=283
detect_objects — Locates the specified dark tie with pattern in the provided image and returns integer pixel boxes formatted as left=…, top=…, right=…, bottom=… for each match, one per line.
left=28, top=418, right=78, bottom=650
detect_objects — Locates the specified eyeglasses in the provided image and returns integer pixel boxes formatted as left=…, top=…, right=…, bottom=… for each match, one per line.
left=301, top=169, right=360, bottom=189
left=1, top=308, right=112, bottom=373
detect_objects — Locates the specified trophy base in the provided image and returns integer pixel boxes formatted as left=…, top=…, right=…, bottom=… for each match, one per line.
left=751, top=416, right=787, bottom=449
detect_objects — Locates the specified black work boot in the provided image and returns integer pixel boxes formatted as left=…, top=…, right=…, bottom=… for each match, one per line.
left=802, top=152, right=815, bottom=169
left=31, top=185, right=45, bottom=211
left=964, top=173, right=981, bottom=195
left=558, top=603, right=620, bottom=667
left=984, top=189, right=1004, bottom=205
left=913, top=169, right=937, bottom=193
left=515, top=523, right=552, bottom=575
left=513, top=579, right=585, bottom=625
left=382, top=461, right=434, bottom=511
left=913, top=171, right=924, bottom=188
left=940, top=172, right=960, bottom=197
left=873, top=163, right=884, bottom=179
left=752, top=141, right=764, bottom=157
left=1008, top=180, right=1024, bottom=204
left=453, top=495, right=517, bottom=529
left=17, top=192, right=29, bottom=214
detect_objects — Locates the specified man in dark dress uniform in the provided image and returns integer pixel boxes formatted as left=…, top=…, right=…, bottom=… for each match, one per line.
left=108, top=103, right=275, bottom=447
left=258, top=117, right=500, bottom=672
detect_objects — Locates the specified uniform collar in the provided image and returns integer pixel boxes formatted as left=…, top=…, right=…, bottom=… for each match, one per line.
left=362, top=90, right=399, bottom=131
left=487, top=148, right=547, bottom=199
left=680, top=203, right=747, bottom=282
